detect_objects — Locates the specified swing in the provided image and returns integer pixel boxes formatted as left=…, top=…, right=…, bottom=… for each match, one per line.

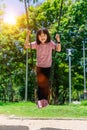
left=24, top=0, right=63, bottom=108
left=50, top=0, right=64, bottom=104
left=24, top=0, right=34, bottom=102
left=24, top=0, right=39, bottom=105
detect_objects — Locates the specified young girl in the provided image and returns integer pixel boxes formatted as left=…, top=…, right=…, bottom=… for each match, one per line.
left=25, top=28, right=61, bottom=108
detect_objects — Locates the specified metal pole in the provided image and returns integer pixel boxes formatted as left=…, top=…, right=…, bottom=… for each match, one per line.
left=68, top=49, right=72, bottom=103
left=25, top=49, right=28, bottom=101
left=24, top=0, right=30, bottom=101
left=83, top=41, right=86, bottom=99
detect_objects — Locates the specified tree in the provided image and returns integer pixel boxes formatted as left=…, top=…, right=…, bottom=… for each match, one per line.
left=0, top=0, right=87, bottom=103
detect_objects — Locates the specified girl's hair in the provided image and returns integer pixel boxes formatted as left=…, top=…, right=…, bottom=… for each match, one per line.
left=36, top=28, right=51, bottom=44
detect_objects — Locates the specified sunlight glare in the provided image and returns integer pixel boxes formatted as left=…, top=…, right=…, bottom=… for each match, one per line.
left=3, top=13, right=16, bottom=25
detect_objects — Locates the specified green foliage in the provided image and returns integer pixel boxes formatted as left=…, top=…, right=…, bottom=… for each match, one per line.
left=81, top=100, right=87, bottom=106
left=0, top=0, right=87, bottom=104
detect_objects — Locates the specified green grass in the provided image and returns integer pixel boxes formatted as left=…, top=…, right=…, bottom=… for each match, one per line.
left=0, top=101, right=87, bottom=118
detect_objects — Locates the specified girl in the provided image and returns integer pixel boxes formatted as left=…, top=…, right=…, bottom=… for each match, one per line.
left=25, top=28, right=61, bottom=108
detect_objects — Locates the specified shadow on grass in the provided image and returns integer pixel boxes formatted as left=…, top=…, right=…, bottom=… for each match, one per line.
left=40, top=128, right=71, bottom=130
left=0, top=126, right=29, bottom=130
left=0, top=102, right=5, bottom=106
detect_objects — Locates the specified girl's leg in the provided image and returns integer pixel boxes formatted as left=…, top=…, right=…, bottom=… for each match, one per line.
left=36, top=67, right=51, bottom=101
left=37, top=86, right=50, bottom=100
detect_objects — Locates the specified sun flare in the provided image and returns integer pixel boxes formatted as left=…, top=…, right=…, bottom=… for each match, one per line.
left=3, top=13, right=16, bottom=25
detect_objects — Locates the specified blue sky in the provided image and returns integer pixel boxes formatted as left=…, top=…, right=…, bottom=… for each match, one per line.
left=3, top=0, right=44, bottom=16
left=3, top=0, right=25, bottom=16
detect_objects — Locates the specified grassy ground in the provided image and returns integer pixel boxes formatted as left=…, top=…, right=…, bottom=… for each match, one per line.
left=0, top=101, right=87, bottom=118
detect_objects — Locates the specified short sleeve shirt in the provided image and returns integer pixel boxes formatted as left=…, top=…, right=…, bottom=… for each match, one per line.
left=31, top=40, right=56, bottom=68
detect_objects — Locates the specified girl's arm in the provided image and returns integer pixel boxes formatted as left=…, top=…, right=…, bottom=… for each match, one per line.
left=55, top=34, right=61, bottom=52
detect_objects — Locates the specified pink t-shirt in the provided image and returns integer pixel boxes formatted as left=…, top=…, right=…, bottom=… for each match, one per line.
left=31, top=40, right=56, bottom=68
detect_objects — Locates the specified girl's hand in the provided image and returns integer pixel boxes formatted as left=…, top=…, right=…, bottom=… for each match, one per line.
left=24, top=43, right=30, bottom=49
left=55, top=34, right=60, bottom=43
left=24, top=30, right=31, bottom=49
left=56, top=44, right=61, bottom=52
left=26, top=30, right=31, bottom=42
left=55, top=34, right=61, bottom=52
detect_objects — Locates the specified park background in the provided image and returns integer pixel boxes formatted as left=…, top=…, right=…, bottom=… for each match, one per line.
left=0, top=0, right=87, bottom=108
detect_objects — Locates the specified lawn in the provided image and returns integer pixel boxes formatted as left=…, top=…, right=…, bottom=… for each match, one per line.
left=0, top=101, right=87, bottom=118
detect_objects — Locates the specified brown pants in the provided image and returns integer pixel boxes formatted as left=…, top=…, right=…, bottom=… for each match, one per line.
left=36, top=67, right=51, bottom=100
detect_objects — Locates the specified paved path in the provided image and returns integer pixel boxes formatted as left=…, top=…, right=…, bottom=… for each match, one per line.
left=0, top=115, right=87, bottom=130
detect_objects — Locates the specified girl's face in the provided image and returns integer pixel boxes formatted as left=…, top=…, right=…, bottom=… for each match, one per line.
left=38, top=32, right=47, bottom=44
